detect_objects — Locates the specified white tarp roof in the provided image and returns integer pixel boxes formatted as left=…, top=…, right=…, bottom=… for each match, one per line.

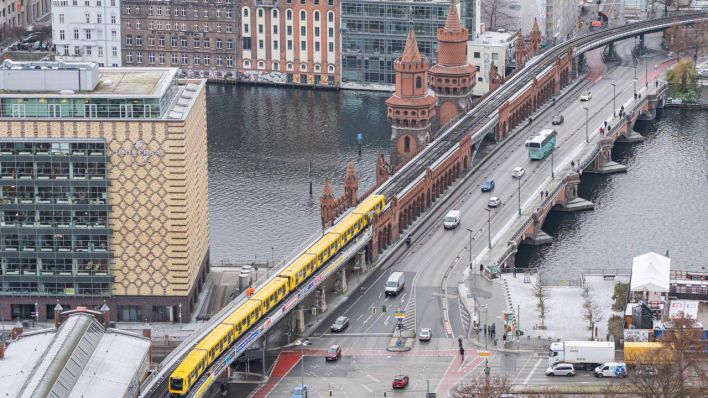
left=630, top=252, right=670, bottom=292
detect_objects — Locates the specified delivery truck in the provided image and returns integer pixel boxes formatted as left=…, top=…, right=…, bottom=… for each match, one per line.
left=549, top=341, right=615, bottom=370
left=624, top=342, right=668, bottom=365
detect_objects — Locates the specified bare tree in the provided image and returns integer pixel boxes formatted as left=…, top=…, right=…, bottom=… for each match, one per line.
left=533, top=271, right=548, bottom=329
left=36, top=25, right=53, bottom=47
left=481, top=0, right=518, bottom=31
left=627, top=316, right=706, bottom=398
left=582, top=285, right=603, bottom=340
left=452, top=374, right=511, bottom=398
left=9, top=26, right=26, bottom=43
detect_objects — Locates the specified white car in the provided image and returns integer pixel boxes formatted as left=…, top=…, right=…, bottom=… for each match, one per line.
left=418, top=328, right=432, bottom=341
left=546, top=363, right=576, bottom=376
left=512, top=167, right=525, bottom=178
left=488, top=197, right=502, bottom=208
left=579, top=91, right=592, bottom=101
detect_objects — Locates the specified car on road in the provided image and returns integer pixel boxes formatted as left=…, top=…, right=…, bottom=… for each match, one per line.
left=481, top=178, right=495, bottom=192
left=698, top=68, right=708, bottom=78
left=325, top=345, right=342, bottom=361
left=418, top=328, right=432, bottom=341
left=635, top=365, right=658, bottom=377
left=392, top=375, right=409, bottom=389
left=487, top=197, right=502, bottom=208
left=330, top=316, right=349, bottom=332
left=580, top=91, right=592, bottom=101
left=512, top=167, right=525, bottom=178
left=551, top=115, right=564, bottom=125
left=443, top=210, right=461, bottom=229
left=291, top=384, right=308, bottom=398
left=594, top=362, right=627, bottom=378
left=546, top=363, right=576, bottom=376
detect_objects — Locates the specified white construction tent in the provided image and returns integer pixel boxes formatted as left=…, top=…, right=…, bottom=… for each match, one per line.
left=630, top=252, right=671, bottom=293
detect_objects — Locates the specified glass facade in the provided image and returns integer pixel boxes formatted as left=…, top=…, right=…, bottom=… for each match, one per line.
left=0, top=139, right=111, bottom=297
left=0, top=76, right=179, bottom=120
left=341, top=0, right=450, bottom=85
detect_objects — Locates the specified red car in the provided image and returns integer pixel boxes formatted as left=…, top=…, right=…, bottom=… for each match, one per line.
left=325, top=345, right=341, bottom=361
left=392, top=375, right=409, bottom=389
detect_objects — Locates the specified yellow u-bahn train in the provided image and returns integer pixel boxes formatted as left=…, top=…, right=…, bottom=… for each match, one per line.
left=168, top=194, right=386, bottom=395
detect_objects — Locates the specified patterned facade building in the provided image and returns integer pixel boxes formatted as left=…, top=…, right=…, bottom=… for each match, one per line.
left=385, top=31, right=437, bottom=168
left=2, top=0, right=50, bottom=29
left=120, top=0, right=238, bottom=79
left=428, top=1, right=475, bottom=127
left=237, top=0, right=340, bottom=87
left=0, top=61, right=209, bottom=322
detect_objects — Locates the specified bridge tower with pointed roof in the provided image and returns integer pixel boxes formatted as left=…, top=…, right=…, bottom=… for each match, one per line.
left=429, top=0, right=476, bottom=127
left=385, top=30, right=437, bottom=168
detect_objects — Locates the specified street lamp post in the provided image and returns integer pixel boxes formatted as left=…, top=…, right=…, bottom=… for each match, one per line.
left=550, top=150, right=555, bottom=178
left=645, top=54, right=649, bottom=88
left=466, top=228, right=477, bottom=323
left=583, top=107, right=589, bottom=143
left=610, top=83, right=617, bottom=116
left=482, top=305, right=489, bottom=374
left=485, top=208, right=492, bottom=249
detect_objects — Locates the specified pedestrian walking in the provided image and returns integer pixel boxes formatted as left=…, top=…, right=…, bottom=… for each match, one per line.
left=484, top=324, right=487, bottom=335
left=503, top=334, right=507, bottom=342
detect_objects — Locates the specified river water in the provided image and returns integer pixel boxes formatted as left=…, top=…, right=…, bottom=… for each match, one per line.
left=206, top=85, right=708, bottom=277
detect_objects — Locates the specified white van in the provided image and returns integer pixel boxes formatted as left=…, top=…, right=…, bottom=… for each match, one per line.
left=385, top=272, right=405, bottom=296
left=443, top=210, right=461, bottom=229
left=594, top=362, right=627, bottom=378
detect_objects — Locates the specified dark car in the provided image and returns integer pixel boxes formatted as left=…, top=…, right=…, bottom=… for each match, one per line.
left=330, top=316, right=349, bottom=332
left=325, top=345, right=342, bottom=361
left=392, top=375, right=409, bottom=389
left=551, top=115, right=564, bottom=125
left=481, top=179, right=495, bottom=192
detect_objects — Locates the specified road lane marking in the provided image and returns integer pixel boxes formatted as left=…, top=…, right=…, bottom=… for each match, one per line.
left=362, top=384, right=373, bottom=393
left=366, top=374, right=381, bottom=383
left=356, top=314, right=363, bottom=321
left=523, top=358, right=544, bottom=385
left=363, top=314, right=372, bottom=324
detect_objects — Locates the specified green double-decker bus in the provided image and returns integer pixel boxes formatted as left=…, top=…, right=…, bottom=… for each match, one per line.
left=525, top=129, right=557, bottom=160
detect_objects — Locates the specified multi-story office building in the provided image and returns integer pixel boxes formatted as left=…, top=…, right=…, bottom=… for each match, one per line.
left=121, top=0, right=237, bottom=79
left=1, top=0, right=50, bottom=29
left=0, top=61, right=210, bottom=322
left=544, top=0, right=578, bottom=46
left=237, top=0, right=340, bottom=87
left=341, top=0, right=450, bottom=86
left=51, top=0, right=123, bottom=67
left=458, top=0, right=480, bottom=40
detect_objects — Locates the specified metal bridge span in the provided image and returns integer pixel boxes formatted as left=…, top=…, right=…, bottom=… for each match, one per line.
left=140, top=11, right=708, bottom=398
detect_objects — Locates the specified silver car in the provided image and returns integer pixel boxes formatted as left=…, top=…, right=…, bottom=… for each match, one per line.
left=546, top=363, right=575, bottom=376
left=418, top=328, right=432, bottom=341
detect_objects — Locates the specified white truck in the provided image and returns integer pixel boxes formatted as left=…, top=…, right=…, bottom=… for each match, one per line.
left=548, top=341, right=615, bottom=370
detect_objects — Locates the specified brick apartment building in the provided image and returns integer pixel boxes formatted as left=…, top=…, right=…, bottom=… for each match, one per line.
left=120, top=0, right=238, bottom=79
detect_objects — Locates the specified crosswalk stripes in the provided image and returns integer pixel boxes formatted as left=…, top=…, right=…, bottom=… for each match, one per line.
left=458, top=298, right=472, bottom=338
left=402, top=292, right=416, bottom=331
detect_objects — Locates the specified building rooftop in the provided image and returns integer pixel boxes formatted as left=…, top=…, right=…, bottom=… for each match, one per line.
left=470, top=30, right=516, bottom=45
left=0, top=61, right=204, bottom=120
left=0, top=312, right=151, bottom=398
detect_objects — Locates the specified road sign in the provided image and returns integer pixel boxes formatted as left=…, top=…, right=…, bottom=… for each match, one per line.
left=393, top=309, right=406, bottom=319
left=479, top=350, right=491, bottom=357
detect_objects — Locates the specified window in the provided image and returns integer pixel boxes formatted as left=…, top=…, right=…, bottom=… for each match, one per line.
left=172, top=53, right=178, bottom=64
left=258, top=39, right=264, bottom=49
left=181, top=54, right=188, bottom=65
left=226, top=24, right=232, bottom=33
left=416, top=76, right=422, bottom=89
left=244, top=23, right=249, bottom=34
left=258, top=8, right=263, bottom=17
left=126, top=52, right=132, bottom=63
left=492, top=52, right=499, bottom=60
left=204, top=38, right=210, bottom=48
left=181, top=38, right=188, bottom=47
left=315, top=42, right=320, bottom=51
left=136, top=52, right=143, bottom=63
left=287, top=40, right=292, bottom=50
left=226, top=40, right=233, bottom=49
left=300, top=63, right=307, bottom=71
left=273, top=40, right=279, bottom=50
left=227, top=56, right=233, bottom=66
left=315, top=27, right=320, bottom=36
left=328, top=42, right=333, bottom=52
left=149, top=53, right=156, bottom=63
left=86, top=47, right=92, bottom=56
left=59, top=30, right=65, bottom=40
left=85, top=30, right=92, bottom=40
left=148, top=37, right=155, bottom=46
left=171, top=37, right=177, bottom=47
left=204, top=24, right=209, bottom=32
left=204, top=54, right=210, bottom=66
left=159, top=37, right=165, bottom=47
left=136, top=20, right=141, bottom=29
left=217, top=55, right=223, bottom=66
left=111, top=30, right=117, bottom=40
left=300, top=41, right=306, bottom=51
left=193, top=38, right=200, bottom=48
left=193, top=55, right=200, bottom=65
left=258, top=24, right=263, bottom=34
left=157, top=6, right=162, bottom=15
left=242, top=38, right=250, bottom=50
left=226, top=9, right=232, bottom=18
left=85, top=12, right=90, bottom=23
left=300, top=10, right=306, bottom=20
left=136, top=36, right=143, bottom=46
left=111, top=14, right=116, bottom=24
left=98, top=46, right=103, bottom=56
left=273, top=25, right=278, bottom=34
left=243, top=8, right=249, bottom=17
left=300, top=26, right=306, bottom=36
left=328, top=27, right=334, bottom=38
left=59, top=14, right=64, bottom=23
left=287, top=26, right=292, bottom=35
left=273, top=61, right=279, bottom=70
left=474, top=51, right=480, bottom=58
left=287, top=10, right=292, bottom=20
left=216, top=24, right=222, bottom=32
left=314, top=11, right=320, bottom=22
left=96, top=13, right=102, bottom=23
left=74, top=29, right=79, bottom=39
left=117, top=305, right=142, bottom=322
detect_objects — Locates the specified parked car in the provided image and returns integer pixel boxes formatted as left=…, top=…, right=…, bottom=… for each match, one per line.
left=443, top=210, right=461, bottom=229
left=481, top=178, right=495, bottom=192
left=291, top=384, right=308, bottom=398
left=546, top=363, right=576, bottom=376
left=635, top=365, right=658, bottom=377
left=418, top=328, right=432, bottom=341
left=594, top=362, right=627, bottom=378
left=488, top=197, right=502, bottom=208
left=580, top=91, right=592, bottom=101
left=392, top=375, right=409, bottom=389
left=330, top=316, right=349, bottom=332
left=699, top=69, right=708, bottom=78
left=325, top=345, right=342, bottom=361
left=512, top=167, right=525, bottom=178
left=551, top=115, right=564, bottom=125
